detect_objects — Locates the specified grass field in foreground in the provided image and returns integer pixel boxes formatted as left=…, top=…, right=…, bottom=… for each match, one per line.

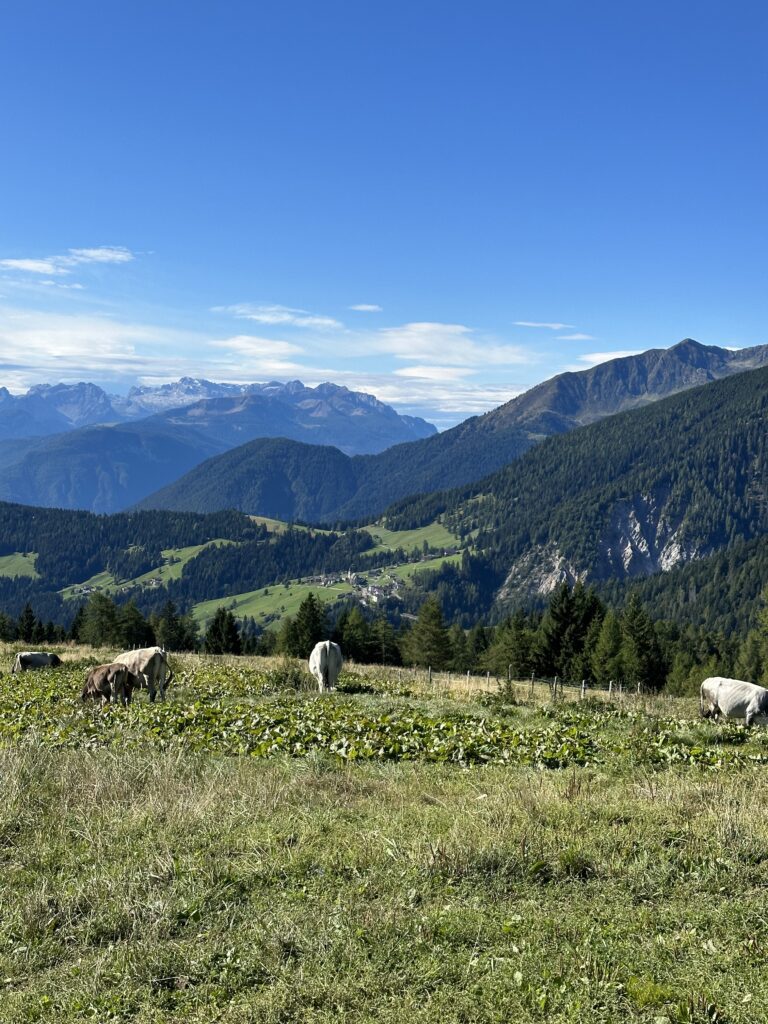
left=1, top=650, right=768, bottom=1021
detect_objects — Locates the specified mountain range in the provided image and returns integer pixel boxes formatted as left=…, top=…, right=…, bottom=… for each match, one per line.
left=0, top=379, right=436, bottom=513
left=138, top=339, right=768, bottom=522
left=4, top=340, right=768, bottom=636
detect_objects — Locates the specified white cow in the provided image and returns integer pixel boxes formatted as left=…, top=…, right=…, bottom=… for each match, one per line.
left=12, top=651, right=62, bottom=673
left=113, top=646, right=173, bottom=702
left=700, top=676, right=768, bottom=727
left=308, top=640, right=343, bottom=693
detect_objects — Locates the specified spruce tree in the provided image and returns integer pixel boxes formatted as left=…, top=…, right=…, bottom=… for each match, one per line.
left=16, top=602, right=37, bottom=643
left=80, top=594, right=119, bottom=648
left=291, top=593, right=328, bottom=657
left=204, top=607, right=242, bottom=655
left=620, top=594, right=663, bottom=691
left=590, top=610, right=624, bottom=687
left=402, top=596, right=451, bottom=669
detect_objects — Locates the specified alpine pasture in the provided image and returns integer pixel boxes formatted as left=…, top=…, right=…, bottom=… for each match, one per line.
left=1, top=646, right=767, bottom=1023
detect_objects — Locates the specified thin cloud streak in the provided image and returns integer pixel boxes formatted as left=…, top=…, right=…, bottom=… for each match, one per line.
left=349, top=303, right=382, bottom=312
left=514, top=321, right=575, bottom=330
left=571, top=349, right=643, bottom=369
left=213, top=303, right=343, bottom=330
left=0, top=247, right=135, bottom=276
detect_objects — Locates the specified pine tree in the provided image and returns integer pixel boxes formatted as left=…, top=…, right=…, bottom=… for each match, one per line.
left=290, top=593, right=328, bottom=658
left=590, top=610, right=623, bottom=687
left=402, top=596, right=451, bottom=669
left=116, top=602, right=154, bottom=648
left=369, top=615, right=400, bottom=665
left=80, top=594, right=119, bottom=648
left=16, top=602, right=37, bottom=643
left=620, top=593, right=664, bottom=691
left=204, top=607, right=242, bottom=655
left=338, top=606, right=370, bottom=663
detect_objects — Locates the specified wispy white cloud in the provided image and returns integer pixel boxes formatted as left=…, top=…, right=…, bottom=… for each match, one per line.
left=570, top=350, right=643, bottom=369
left=557, top=332, right=594, bottom=341
left=393, top=365, right=474, bottom=381
left=0, top=246, right=135, bottom=277
left=373, top=322, right=534, bottom=367
left=0, top=258, right=67, bottom=276
left=0, top=305, right=203, bottom=389
left=208, top=334, right=304, bottom=357
left=349, top=303, right=382, bottom=312
left=514, top=321, right=575, bottom=330
left=213, top=303, right=342, bottom=330
left=208, top=333, right=311, bottom=374
left=65, top=247, right=134, bottom=266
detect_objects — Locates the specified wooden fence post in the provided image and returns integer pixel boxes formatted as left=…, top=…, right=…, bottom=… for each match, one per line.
left=580, top=679, right=586, bottom=700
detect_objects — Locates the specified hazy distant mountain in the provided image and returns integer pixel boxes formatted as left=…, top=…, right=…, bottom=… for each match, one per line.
left=0, top=382, right=122, bottom=438
left=0, top=377, right=436, bottom=451
left=147, top=381, right=435, bottom=455
left=0, top=380, right=436, bottom=513
left=138, top=339, right=768, bottom=522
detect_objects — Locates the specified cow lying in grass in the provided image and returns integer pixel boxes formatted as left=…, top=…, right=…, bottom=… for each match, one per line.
left=113, top=647, right=173, bottom=702
left=82, top=663, right=139, bottom=706
left=12, top=651, right=62, bottom=673
left=700, top=676, right=768, bottom=727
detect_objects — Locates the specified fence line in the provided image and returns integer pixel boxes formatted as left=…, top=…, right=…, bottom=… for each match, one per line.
left=397, top=663, right=645, bottom=700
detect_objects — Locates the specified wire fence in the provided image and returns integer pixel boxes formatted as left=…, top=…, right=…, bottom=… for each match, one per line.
left=389, top=664, right=646, bottom=700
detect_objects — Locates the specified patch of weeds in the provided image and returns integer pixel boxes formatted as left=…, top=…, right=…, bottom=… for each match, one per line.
left=626, top=974, right=676, bottom=1009
left=264, top=659, right=313, bottom=693
left=671, top=993, right=731, bottom=1023
left=557, top=846, right=597, bottom=880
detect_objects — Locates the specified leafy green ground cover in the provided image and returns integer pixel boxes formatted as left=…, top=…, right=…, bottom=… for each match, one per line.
left=0, top=551, right=39, bottom=578
left=2, top=656, right=768, bottom=1022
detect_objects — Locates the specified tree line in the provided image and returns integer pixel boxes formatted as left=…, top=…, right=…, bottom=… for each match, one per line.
left=13, top=580, right=762, bottom=697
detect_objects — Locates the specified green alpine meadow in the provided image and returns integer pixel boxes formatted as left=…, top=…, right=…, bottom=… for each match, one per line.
left=1, top=647, right=767, bottom=1023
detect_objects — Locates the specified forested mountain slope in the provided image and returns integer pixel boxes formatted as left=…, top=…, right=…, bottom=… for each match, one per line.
left=139, top=339, right=768, bottom=522
left=384, top=363, right=768, bottom=615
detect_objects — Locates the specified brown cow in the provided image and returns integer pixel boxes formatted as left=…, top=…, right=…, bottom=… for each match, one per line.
left=81, top=663, right=139, bottom=706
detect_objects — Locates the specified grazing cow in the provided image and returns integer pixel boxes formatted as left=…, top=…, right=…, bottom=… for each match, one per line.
left=12, top=651, right=62, bottom=673
left=700, top=676, right=768, bottom=727
left=82, top=663, right=139, bottom=706
left=112, top=646, right=173, bottom=702
left=308, top=640, right=343, bottom=692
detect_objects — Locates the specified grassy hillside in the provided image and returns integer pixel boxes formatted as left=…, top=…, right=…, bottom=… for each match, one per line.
left=362, top=520, right=459, bottom=555
left=192, top=579, right=356, bottom=629
left=0, top=552, right=38, bottom=578
left=0, top=650, right=766, bottom=1022
left=190, top=553, right=463, bottom=630
left=60, top=541, right=238, bottom=600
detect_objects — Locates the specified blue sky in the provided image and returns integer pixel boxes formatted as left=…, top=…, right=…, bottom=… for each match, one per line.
left=1, top=1, right=767, bottom=428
